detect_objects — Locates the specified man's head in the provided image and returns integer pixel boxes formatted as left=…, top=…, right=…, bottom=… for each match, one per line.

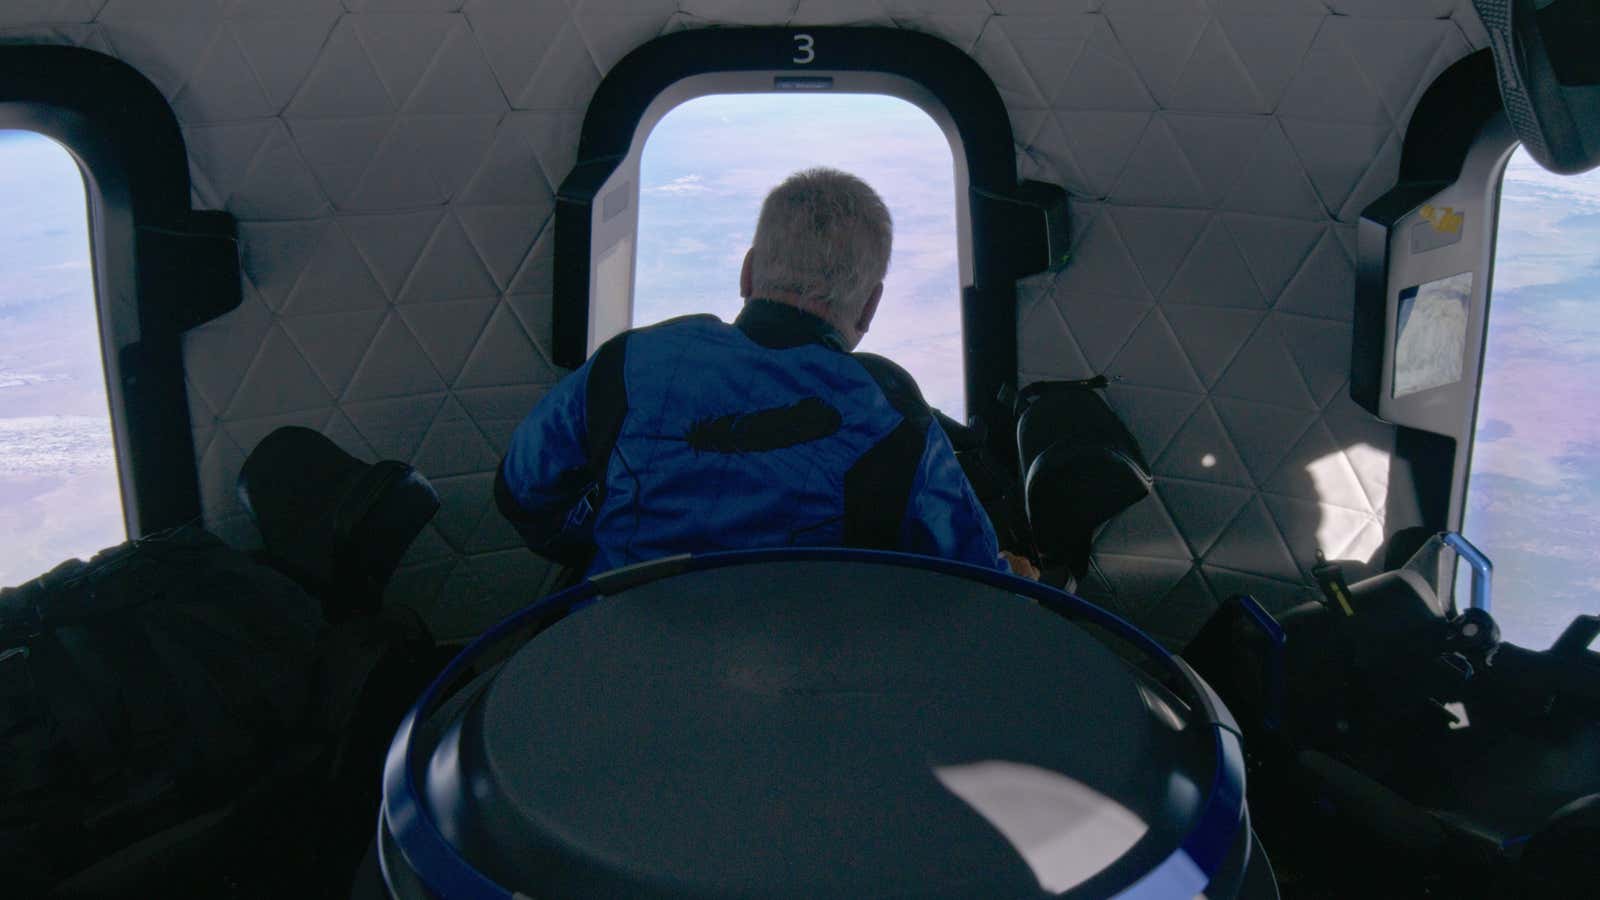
left=740, top=168, right=892, bottom=350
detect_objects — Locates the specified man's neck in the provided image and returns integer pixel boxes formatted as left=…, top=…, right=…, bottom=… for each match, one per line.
left=735, top=299, right=848, bottom=351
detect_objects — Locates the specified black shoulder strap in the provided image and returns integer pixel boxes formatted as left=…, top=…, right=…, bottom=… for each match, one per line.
left=495, top=334, right=629, bottom=571
left=585, top=332, right=630, bottom=491
left=851, top=353, right=931, bottom=424
left=583, top=317, right=706, bottom=478
left=844, top=354, right=932, bottom=551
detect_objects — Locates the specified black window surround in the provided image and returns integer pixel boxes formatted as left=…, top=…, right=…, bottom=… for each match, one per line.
left=1354, top=48, right=1520, bottom=570
left=0, top=46, right=240, bottom=536
left=554, top=27, right=1042, bottom=443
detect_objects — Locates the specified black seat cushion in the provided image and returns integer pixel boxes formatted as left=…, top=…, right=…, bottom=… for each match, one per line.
left=237, top=427, right=439, bottom=618
left=1015, top=381, right=1152, bottom=574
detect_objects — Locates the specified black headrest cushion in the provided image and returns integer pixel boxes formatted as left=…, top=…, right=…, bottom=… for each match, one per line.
left=1025, top=444, right=1151, bottom=567
left=1016, top=381, right=1152, bottom=571
left=237, top=427, right=439, bottom=612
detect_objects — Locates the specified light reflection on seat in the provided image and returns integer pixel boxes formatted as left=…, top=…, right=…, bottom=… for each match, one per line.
left=933, top=759, right=1149, bottom=894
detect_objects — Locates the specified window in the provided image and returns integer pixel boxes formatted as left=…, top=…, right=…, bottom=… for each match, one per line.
left=556, top=28, right=1035, bottom=435
left=634, top=93, right=965, bottom=419
left=1463, top=145, right=1600, bottom=649
left=0, top=130, right=124, bottom=586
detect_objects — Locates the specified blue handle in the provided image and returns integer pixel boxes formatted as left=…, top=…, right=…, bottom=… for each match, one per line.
left=1442, top=532, right=1493, bottom=613
left=1235, top=594, right=1286, bottom=731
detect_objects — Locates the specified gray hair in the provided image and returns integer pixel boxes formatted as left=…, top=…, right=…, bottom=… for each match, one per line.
left=748, top=168, right=893, bottom=325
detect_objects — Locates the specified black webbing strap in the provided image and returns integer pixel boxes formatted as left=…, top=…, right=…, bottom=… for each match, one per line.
left=844, top=354, right=933, bottom=551
left=494, top=333, right=629, bottom=573
left=584, top=332, right=630, bottom=498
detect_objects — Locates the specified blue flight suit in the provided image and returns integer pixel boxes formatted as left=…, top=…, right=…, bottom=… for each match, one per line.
left=496, top=300, right=1004, bottom=575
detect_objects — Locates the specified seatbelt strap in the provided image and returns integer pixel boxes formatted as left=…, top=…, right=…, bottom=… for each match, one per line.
left=846, top=354, right=933, bottom=551
left=584, top=333, right=630, bottom=496
left=843, top=419, right=924, bottom=550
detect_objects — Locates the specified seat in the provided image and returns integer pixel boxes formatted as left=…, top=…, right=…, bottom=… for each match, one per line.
left=1015, top=378, right=1152, bottom=580
left=237, top=426, right=440, bottom=621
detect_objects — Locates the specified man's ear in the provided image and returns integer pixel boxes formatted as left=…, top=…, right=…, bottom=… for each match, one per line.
left=855, top=283, right=884, bottom=337
left=740, top=250, right=754, bottom=299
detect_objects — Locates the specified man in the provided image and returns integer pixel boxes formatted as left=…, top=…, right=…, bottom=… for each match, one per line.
left=496, top=167, right=1035, bottom=578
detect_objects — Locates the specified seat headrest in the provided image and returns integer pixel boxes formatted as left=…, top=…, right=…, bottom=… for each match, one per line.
left=1015, top=378, right=1148, bottom=475
left=237, top=427, right=439, bottom=617
left=1016, top=381, right=1152, bottom=574
left=1025, top=444, right=1152, bottom=571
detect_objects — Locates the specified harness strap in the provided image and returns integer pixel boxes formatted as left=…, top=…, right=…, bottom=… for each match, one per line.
left=584, top=332, right=631, bottom=502
left=844, top=354, right=933, bottom=551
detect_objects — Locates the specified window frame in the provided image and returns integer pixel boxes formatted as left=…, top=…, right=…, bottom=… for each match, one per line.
left=1352, top=49, right=1518, bottom=557
left=1370, top=115, right=1519, bottom=534
left=609, top=75, right=969, bottom=338
left=0, top=45, right=239, bottom=536
left=554, top=27, right=1028, bottom=439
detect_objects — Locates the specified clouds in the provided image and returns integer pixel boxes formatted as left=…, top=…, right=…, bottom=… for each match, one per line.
left=1463, top=145, right=1600, bottom=647
left=0, top=465, right=125, bottom=588
left=1464, top=463, right=1600, bottom=649
left=1476, top=418, right=1514, bottom=442
left=646, top=174, right=711, bottom=195
left=1478, top=150, right=1600, bottom=601
left=0, top=415, right=114, bottom=478
left=0, top=132, right=122, bottom=583
left=0, top=370, right=56, bottom=390
left=1490, top=150, right=1600, bottom=292
left=664, top=236, right=712, bottom=255
left=0, top=131, right=90, bottom=306
left=1471, top=149, right=1600, bottom=487
left=0, top=133, right=98, bottom=392
left=1472, top=286, right=1600, bottom=487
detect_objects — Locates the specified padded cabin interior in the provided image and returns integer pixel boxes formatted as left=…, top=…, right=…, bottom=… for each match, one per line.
left=0, top=1, right=1492, bottom=646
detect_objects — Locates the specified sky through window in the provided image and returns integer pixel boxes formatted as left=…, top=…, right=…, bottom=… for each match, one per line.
left=1464, top=145, right=1600, bottom=649
left=0, top=130, right=123, bottom=587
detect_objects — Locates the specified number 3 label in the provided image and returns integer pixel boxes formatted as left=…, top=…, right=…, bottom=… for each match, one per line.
left=793, top=33, right=815, bottom=65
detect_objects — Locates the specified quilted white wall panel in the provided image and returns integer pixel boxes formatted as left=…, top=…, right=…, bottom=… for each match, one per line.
left=0, top=1, right=1488, bottom=644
